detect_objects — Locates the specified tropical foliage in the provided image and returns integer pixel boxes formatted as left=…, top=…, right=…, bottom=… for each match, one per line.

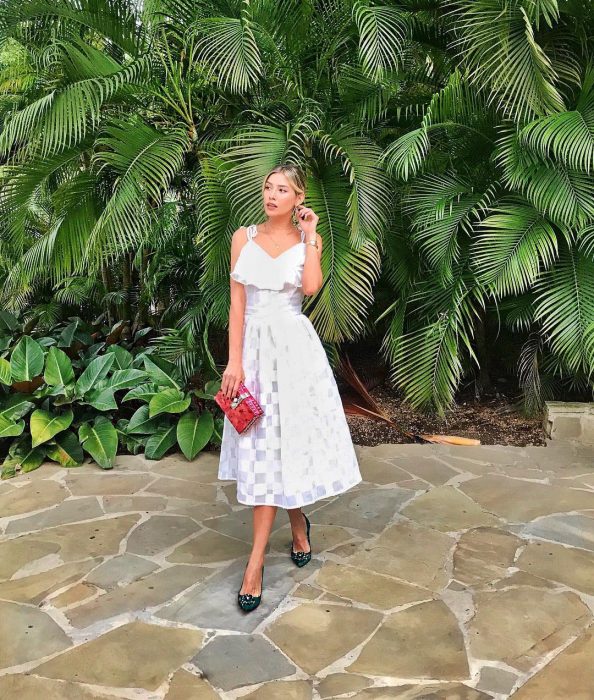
left=0, top=311, right=220, bottom=478
left=1, top=0, right=593, bottom=423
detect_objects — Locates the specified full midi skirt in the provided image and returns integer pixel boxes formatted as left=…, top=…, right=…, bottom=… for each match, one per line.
left=217, top=285, right=362, bottom=508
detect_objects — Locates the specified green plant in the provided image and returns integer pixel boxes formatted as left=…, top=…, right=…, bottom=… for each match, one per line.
left=0, top=312, right=222, bottom=478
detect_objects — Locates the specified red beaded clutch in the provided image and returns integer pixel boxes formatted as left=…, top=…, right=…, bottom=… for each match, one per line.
left=214, top=381, right=264, bottom=434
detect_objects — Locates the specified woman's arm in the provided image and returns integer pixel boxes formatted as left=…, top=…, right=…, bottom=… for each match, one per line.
left=302, top=232, right=323, bottom=296
left=222, top=228, right=248, bottom=398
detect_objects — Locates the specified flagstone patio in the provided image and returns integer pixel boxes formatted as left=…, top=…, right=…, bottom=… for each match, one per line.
left=1, top=440, right=594, bottom=699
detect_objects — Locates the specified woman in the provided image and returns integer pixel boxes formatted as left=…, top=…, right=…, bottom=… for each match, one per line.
left=217, top=164, right=362, bottom=612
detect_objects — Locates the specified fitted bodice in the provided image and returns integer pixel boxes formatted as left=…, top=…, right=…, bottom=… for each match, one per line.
left=230, top=224, right=306, bottom=320
left=230, top=223, right=307, bottom=316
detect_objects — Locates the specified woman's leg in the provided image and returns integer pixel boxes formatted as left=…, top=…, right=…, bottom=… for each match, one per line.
left=239, top=504, right=277, bottom=596
left=288, top=507, right=310, bottom=553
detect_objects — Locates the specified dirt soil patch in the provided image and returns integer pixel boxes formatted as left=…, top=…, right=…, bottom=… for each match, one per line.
left=345, top=380, right=546, bottom=447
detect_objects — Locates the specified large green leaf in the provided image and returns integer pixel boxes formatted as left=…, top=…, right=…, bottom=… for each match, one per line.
left=0, top=416, right=25, bottom=438
left=7, top=436, right=47, bottom=475
left=45, top=430, right=84, bottom=467
left=144, top=425, right=177, bottom=460
left=44, top=346, right=75, bottom=386
left=58, top=320, right=80, bottom=348
left=0, top=395, right=35, bottom=421
left=142, top=356, right=181, bottom=389
left=30, top=408, right=74, bottom=447
left=84, top=387, right=118, bottom=411
left=10, top=335, right=45, bottom=381
left=176, top=411, right=214, bottom=460
left=121, top=383, right=161, bottom=403
left=76, top=353, right=116, bottom=395
left=0, top=358, right=11, bottom=385
left=79, top=417, right=118, bottom=469
left=126, top=404, right=166, bottom=434
left=106, top=369, right=148, bottom=391
left=105, top=344, right=133, bottom=369
left=149, top=388, right=191, bottom=417
left=0, top=310, right=19, bottom=332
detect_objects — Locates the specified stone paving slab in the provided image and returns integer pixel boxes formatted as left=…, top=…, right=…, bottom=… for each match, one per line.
left=1, top=443, right=594, bottom=698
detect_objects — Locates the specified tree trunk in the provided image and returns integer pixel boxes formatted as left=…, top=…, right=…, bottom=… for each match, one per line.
left=122, top=252, right=132, bottom=322
left=475, top=308, right=493, bottom=394
left=101, top=264, right=115, bottom=328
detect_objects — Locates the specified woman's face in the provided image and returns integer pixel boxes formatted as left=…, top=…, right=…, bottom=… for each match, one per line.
left=263, top=172, right=303, bottom=217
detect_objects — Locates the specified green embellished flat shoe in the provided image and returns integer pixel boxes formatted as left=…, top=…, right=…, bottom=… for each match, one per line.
left=291, top=512, right=311, bottom=567
left=237, top=565, right=264, bottom=612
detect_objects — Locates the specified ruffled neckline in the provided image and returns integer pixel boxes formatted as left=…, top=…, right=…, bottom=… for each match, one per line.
left=230, top=228, right=306, bottom=291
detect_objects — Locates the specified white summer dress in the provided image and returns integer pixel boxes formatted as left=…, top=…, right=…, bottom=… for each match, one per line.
left=217, top=223, right=362, bottom=508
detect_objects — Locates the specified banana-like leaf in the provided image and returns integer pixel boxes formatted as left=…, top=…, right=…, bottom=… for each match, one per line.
left=10, top=335, right=45, bottom=382
left=122, top=383, right=161, bottom=403
left=0, top=395, right=36, bottom=421
left=176, top=411, right=214, bottom=460
left=76, top=353, right=116, bottom=395
left=45, top=430, right=84, bottom=467
left=142, top=356, right=181, bottom=389
left=79, top=416, right=118, bottom=469
left=84, top=387, right=118, bottom=411
left=127, top=404, right=167, bottom=434
left=44, top=346, right=75, bottom=386
left=7, top=435, right=47, bottom=475
left=0, top=358, right=11, bottom=385
left=105, top=344, right=134, bottom=369
left=149, top=388, right=191, bottom=417
left=106, top=369, right=148, bottom=391
left=144, top=424, right=177, bottom=459
left=30, top=408, right=74, bottom=447
left=0, top=416, right=25, bottom=438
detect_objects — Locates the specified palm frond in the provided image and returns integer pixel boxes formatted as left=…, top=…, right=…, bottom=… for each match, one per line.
left=518, top=66, right=594, bottom=172
left=318, top=126, right=392, bottom=247
left=405, top=172, right=496, bottom=277
left=352, top=1, right=408, bottom=80
left=534, top=243, right=594, bottom=373
left=389, top=274, right=482, bottom=416
left=472, top=199, right=558, bottom=296
left=188, top=6, right=263, bottom=94
left=86, top=119, right=189, bottom=268
left=446, top=0, right=565, bottom=122
left=304, top=163, right=381, bottom=343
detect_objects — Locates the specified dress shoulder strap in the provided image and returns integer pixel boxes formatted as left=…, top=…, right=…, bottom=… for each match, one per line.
left=247, top=224, right=258, bottom=241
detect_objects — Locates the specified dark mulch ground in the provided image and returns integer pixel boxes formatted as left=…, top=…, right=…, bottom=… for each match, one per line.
left=345, top=379, right=546, bottom=447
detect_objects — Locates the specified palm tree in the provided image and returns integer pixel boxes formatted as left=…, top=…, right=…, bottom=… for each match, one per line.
left=2, top=0, right=593, bottom=417
left=378, top=0, right=594, bottom=415
left=0, top=0, right=396, bottom=347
